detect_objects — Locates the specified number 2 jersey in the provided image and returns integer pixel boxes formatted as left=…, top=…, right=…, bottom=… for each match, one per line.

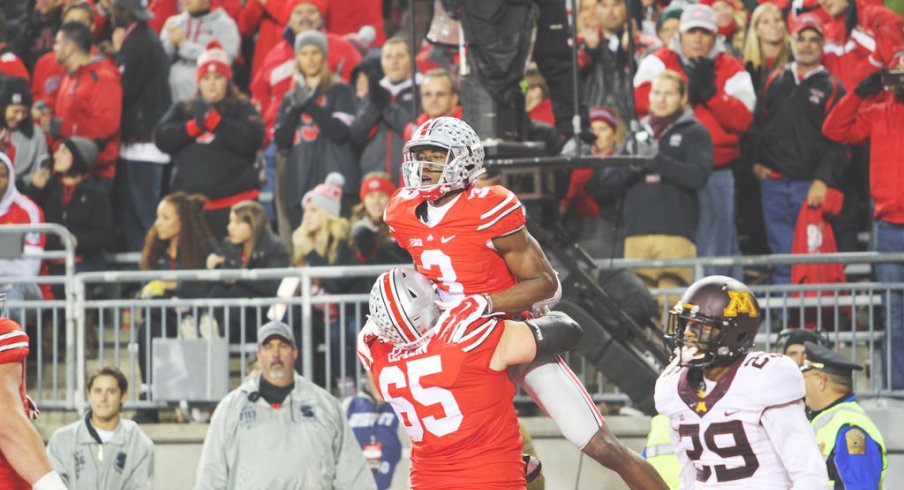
left=383, top=185, right=526, bottom=302
left=0, top=318, right=31, bottom=490
left=655, top=352, right=826, bottom=489
left=369, top=316, right=525, bottom=489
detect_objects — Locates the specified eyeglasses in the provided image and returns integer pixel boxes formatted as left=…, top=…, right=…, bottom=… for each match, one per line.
left=422, top=91, right=450, bottom=98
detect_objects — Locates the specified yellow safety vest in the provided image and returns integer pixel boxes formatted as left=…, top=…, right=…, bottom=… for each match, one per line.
left=644, top=414, right=681, bottom=490
left=811, top=399, right=887, bottom=489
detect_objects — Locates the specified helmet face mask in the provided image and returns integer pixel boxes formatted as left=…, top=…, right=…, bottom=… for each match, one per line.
left=402, top=117, right=485, bottom=200
left=369, top=268, right=440, bottom=349
left=665, top=276, right=761, bottom=368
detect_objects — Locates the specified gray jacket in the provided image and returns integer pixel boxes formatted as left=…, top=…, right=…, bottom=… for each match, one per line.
left=46, top=418, right=154, bottom=490
left=195, top=373, right=376, bottom=490
left=160, top=9, right=240, bottom=102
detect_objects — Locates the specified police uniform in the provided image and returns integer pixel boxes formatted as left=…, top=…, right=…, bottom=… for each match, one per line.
left=196, top=372, right=376, bottom=490
left=642, top=414, right=680, bottom=490
left=803, top=341, right=887, bottom=489
left=45, top=415, right=154, bottom=490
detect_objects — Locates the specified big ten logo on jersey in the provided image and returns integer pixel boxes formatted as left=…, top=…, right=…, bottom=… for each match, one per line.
left=379, top=355, right=463, bottom=442
left=723, top=290, right=758, bottom=318
left=678, top=420, right=760, bottom=484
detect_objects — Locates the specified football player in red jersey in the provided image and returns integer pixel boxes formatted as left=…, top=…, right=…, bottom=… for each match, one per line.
left=364, top=117, right=667, bottom=488
left=0, top=295, right=67, bottom=490
left=366, top=268, right=584, bottom=489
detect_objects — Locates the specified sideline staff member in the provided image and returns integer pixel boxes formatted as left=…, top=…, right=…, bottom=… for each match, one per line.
left=802, top=342, right=887, bottom=488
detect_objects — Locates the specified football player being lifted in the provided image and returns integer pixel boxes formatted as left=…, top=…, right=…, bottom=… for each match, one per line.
left=655, top=275, right=829, bottom=489
left=366, top=268, right=585, bottom=488
left=360, top=116, right=667, bottom=488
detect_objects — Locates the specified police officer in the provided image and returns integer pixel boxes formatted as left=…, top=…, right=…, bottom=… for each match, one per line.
left=46, top=367, right=155, bottom=489
left=641, top=414, right=680, bottom=489
left=802, top=341, right=887, bottom=489
left=196, top=321, right=375, bottom=490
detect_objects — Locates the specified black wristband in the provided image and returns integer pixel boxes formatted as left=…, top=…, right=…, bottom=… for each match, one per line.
left=524, top=311, right=583, bottom=359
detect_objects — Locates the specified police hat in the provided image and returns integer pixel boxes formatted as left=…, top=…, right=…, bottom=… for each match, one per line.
left=800, top=341, right=863, bottom=376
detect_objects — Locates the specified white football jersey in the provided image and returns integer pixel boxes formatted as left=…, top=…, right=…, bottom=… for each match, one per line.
left=654, top=351, right=806, bottom=489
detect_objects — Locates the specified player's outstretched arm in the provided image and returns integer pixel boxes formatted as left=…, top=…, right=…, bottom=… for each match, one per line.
left=491, top=229, right=559, bottom=314
left=761, top=401, right=830, bottom=489
left=0, top=364, right=63, bottom=488
left=489, top=312, right=583, bottom=371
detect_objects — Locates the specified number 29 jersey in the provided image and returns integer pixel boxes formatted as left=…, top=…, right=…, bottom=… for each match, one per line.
left=383, top=185, right=526, bottom=302
left=654, top=352, right=806, bottom=489
left=369, top=317, right=525, bottom=490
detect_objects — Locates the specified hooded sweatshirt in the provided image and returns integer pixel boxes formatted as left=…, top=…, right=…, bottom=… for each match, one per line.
left=0, top=154, right=44, bottom=280
left=160, top=8, right=240, bottom=102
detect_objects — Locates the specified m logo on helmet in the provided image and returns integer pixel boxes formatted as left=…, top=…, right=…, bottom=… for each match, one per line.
left=723, top=291, right=758, bottom=318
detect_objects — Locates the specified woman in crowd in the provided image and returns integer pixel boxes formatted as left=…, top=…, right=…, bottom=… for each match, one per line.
left=135, top=192, right=216, bottom=422
left=743, top=3, right=791, bottom=93
left=154, top=41, right=264, bottom=240
left=0, top=76, right=49, bottom=189
left=274, top=30, right=359, bottom=233
left=207, top=200, right=289, bottom=343
left=347, top=171, right=409, bottom=272
left=24, top=137, right=111, bottom=281
left=710, top=0, right=747, bottom=57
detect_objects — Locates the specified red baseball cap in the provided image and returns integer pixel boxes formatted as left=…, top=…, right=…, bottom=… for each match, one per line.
left=790, top=13, right=824, bottom=37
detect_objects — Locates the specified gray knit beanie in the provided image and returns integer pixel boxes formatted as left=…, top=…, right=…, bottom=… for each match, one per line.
left=294, top=30, right=328, bottom=56
left=62, top=136, right=99, bottom=175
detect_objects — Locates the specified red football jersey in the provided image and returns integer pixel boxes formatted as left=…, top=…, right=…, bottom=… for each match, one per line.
left=384, top=185, right=527, bottom=302
left=370, top=316, right=525, bottom=489
left=0, top=318, right=31, bottom=490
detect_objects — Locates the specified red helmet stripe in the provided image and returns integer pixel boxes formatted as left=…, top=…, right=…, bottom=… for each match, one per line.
left=381, top=272, right=420, bottom=342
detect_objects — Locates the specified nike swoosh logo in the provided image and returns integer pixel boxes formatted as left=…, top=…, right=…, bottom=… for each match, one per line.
left=724, top=410, right=739, bottom=416
left=440, top=235, right=456, bottom=244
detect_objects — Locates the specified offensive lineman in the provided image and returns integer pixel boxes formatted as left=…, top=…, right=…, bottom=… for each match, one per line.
left=655, top=275, right=829, bottom=488
left=0, top=295, right=67, bottom=489
left=360, top=116, right=667, bottom=489
left=366, top=268, right=583, bottom=488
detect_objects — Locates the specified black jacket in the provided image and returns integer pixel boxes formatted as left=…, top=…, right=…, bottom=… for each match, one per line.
left=209, top=231, right=290, bottom=300
left=155, top=98, right=264, bottom=199
left=348, top=77, right=418, bottom=184
left=143, top=238, right=219, bottom=299
left=592, top=110, right=713, bottom=241
left=754, top=65, right=849, bottom=186
left=117, top=22, right=172, bottom=143
left=23, top=176, right=111, bottom=264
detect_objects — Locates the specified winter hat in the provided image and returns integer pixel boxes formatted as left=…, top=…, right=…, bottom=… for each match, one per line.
left=283, top=0, right=328, bottom=23
left=359, top=174, right=395, bottom=201
left=790, top=13, right=824, bottom=37
left=0, top=77, right=33, bottom=107
left=112, top=0, right=153, bottom=22
left=680, top=4, right=717, bottom=33
left=302, top=172, right=344, bottom=216
left=588, top=107, right=618, bottom=132
left=196, top=40, right=232, bottom=82
left=657, top=5, right=685, bottom=33
left=295, top=30, right=328, bottom=56
left=62, top=136, right=99, bottom=175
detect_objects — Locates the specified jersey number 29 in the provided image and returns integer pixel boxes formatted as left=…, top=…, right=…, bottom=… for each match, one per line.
left=678, top=420, right=760, bottom=483
left=379, top=355, right=463, bottom=442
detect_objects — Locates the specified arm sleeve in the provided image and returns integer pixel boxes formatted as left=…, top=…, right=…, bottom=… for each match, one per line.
left=383, top=97, right=417, bottom=135
left=273, top=96, right=303, bottom=151
left=760, top=401, right=830, bottom=489
left=822, top=91, right=872, bottom=145
left=652, top=125, right=714, bottom=190
left=668, top=420, right=697, bottom=490
left=153, top=104, right=195, bottom=154
left=348, top=98, right=384, bottom=144
left=79, top=73, right=122, bottom=141
left=832, top=426, right=883, bottom=490
left=332, top=400, right=378, bottom=490
left=703, top=69, right=755, bottom=134
left=122, top=438, right=154, bottom=490
left=118, top=40, right=155, bottom=111
left=215, top=102, right=265, bottom=158
left=45, top=434, right=70, bottom=486
left=477, top=187, right=526, bottom=238
left=237, top=0, right=263, bottom=37
left=302, top=98, right=351, bottom=143
left=195, top=401, right=232, bottom=490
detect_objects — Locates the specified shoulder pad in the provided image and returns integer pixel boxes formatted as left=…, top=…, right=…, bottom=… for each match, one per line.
left=469, top=186, right=525, bottom=235
left=746, top=353, right=805, bottom=409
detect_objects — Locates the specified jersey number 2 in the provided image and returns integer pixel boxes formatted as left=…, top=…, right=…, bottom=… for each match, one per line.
left=379, top=355, right=463, bottom=442
left=678, top=420, right=760, bottom=482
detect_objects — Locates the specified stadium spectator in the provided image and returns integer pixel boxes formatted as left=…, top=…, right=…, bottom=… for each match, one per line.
left=0, top=153, right=44, bottom=308
left=11, top=0, right=60, bottom=73
left=238, top=0, right=287, bottom=77
left=135, top=192, right=216, bottom=422
left=24, top=137, right=112, bottom=284
left=752, top=17, right=847, bottom=284
left=112, top=0, right=173, bottom=252
left=655, top=5, right=683, bottom=49
left=823, top=51, right=904, bottom=390
left=0, top=77, right=49, bottom=189
left=743, top=3, right=790, bottom=94
left=523, top=68, right=556, bottom=127
left=31, top=3, right=94, bottom=118
left=593, top=71, right=713, bottom=291
left=49, top=22, right=122, bottom=182
left=0, top=11, right=30, bottom=82
left=579, top=0, right=635, bottom=122
left=154, top=40, right=264, bottom=239
left=781, top=328, right=826, bottom=367
left=349, top=38, right=419, bottom=185
left=708, top=0, right=746, bottom=57
left=634, top=4, right=754, bottom=278
left=195, top=320, right=375, bottom=490
left=160, top=0, right=240, bottom=102
left=207, top=200, right=289, bottom=343
left=562, top=106, right=626, bottom=259
left=349, top=55, right=382, bottom=105
left=273, top=31, right=358, bottom=232
left=342, top=373, right=404, bottom=490
left=46, top=367, right=155, bottom=490
left=347, top=172, right=409, bottom=273
left=403, top=68, right=461, bottom=141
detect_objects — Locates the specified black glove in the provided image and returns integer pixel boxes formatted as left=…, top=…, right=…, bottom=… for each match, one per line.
left=687, top=57, right=717, bottom=105
left=291, top=74, right=316, bottom=107
left=855, top=70, right=886, bottom=98
left=368, top=71, right=391, bottom=108
left=192, top=99, right=212, bottom=129
left=351, top=220, right=378, bottom=259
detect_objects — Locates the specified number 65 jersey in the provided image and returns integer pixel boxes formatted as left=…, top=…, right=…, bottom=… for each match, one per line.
left=369, top=317, right=525, bottom=490
left=654, top=352, right=828, bottom=490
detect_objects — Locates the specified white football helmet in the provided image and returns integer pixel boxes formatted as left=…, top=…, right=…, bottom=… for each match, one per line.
left=401, top=117, right=486, bottom=201
left=369, top=268, right=440, bottom=348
